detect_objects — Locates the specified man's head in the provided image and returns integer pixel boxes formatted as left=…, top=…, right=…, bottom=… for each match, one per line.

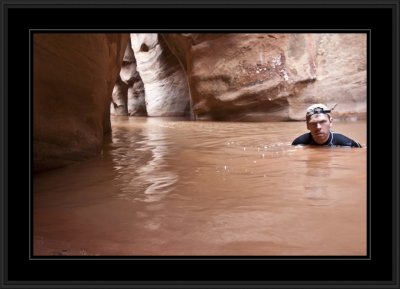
left=305, top=103, right=333, bottom=144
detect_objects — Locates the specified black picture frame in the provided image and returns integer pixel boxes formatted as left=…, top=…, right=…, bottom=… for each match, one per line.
left=1, top=0, right=399, bottom=288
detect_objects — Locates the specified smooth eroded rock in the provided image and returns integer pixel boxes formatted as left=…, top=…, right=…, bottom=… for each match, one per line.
left=131, top=33, right=190, bottom=117
left=34, top=33, right=129, bottom=172
left=163, top=33, right=366, bottom=121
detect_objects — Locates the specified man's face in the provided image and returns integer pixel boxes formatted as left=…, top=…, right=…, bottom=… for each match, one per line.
left=306, top=113, right=332, bottom=144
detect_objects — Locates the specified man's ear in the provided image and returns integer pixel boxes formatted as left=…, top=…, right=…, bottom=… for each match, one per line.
left=329, top=116, right=333, bottom=125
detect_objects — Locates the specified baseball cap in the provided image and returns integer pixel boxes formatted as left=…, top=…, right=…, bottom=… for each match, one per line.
left=306, top=103, right=337, bottom=118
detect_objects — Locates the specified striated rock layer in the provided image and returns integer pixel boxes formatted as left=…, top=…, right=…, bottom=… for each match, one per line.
left=34, top=33, right=129, bottom=172
left=163, top=33, right=366, bottom=121
left=131, top=33, right=190, bottom=117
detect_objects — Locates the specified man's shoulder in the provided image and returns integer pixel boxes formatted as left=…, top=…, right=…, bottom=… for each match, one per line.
left=331, top=132, right=362, bottom=147
left=292, top=133, right=311, bottom=145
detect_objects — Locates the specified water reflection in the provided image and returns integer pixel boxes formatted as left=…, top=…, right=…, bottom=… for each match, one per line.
left=111, top=117, right=178, bottom=203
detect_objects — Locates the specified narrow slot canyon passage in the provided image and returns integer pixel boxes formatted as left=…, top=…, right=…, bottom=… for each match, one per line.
left=33, top=33, right=367, bottom=256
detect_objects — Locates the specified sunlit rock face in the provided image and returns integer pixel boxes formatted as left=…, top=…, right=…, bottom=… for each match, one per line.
left=34, top=33, right=129, bottom=172
left=292, top=33, right=367, bottom=121
left=130, top=33, right=190, bottom=117
left=163, top=33, right=367, bottom=121
left=119, top=40, right=137, bottom=84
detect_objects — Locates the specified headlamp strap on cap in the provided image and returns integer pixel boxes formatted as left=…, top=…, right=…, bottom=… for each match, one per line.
left=309, top=103, right=337, bottom=116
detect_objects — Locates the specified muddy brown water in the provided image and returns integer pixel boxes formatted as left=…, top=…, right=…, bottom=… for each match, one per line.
left=34, top=117, right=367, bottom=256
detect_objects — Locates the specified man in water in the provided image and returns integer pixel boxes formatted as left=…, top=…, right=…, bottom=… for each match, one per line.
left=292, top=103, right=362, bottom=147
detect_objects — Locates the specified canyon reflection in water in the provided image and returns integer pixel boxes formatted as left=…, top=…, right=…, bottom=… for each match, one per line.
left=34, top=116, right=367, bottom=256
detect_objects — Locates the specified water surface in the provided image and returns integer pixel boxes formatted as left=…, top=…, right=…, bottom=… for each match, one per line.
left=34, top=117, right=367, bottom=256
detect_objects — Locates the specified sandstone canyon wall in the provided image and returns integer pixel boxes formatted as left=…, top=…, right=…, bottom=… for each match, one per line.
left=130, top=33, right=190, bottom=117
left=34, top=33, right=129, bottom=172
left=33, top=33, right=366, bottom=172
left=111, top=40, right=146, bottom=116
left=163, top=33, right=367, bottom=121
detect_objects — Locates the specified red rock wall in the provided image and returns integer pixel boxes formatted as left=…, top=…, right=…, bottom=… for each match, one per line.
left=164, top=33, right=367, bottom=121
left=33, top=33, right=366, bottom=172
left=33, top=33, right=129, bottom=172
